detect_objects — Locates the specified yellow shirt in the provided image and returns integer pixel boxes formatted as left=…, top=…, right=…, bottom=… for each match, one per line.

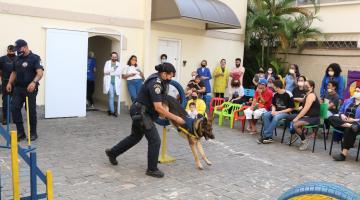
left=213, top=66, right=229, bottom=93
left=185, top=99, right=206, bottom=115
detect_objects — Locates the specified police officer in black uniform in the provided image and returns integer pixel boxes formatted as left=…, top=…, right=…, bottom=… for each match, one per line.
left=6, top=39, right=44, bottom=141
left=105, top=63, right=185, bottom=178
left=0, top=45, right=16, bottom=124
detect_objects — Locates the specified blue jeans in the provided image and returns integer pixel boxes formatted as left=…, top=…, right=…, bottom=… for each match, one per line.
left=127, top=79, right=143, bottom=102
left=108, top=83, right=116, bottom=113
left=262, top=111, right=289, bottom=138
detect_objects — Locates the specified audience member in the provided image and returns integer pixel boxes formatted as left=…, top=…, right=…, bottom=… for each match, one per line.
left=330, top=85, right=360, bottom=161
left=227, top=79, right=245, bottom=104
left=291, top=80, right=320, bottom=151
left=320, top=63, right=345, bottom=100
left=122, top=55, right=144, bottom=102
left=252, top=67, right=266, bottom=86
left=284, top=64, right=300, bottom=93
left=213, top=59, right=229, bottom=98
left=230, top=58, right=245, bottom=85
left=244, top=79, right=273, bottom=133
left=323, top=80, right=340, bottom=117
left=185, top=75, right=206, bottom=99
left=185, top=91, right=206, bottom=115
left=187, top=102, right=198, bottom=119
left=292, top=75, right=307, bottom=113
left=196, top=60, right=212, bottom=95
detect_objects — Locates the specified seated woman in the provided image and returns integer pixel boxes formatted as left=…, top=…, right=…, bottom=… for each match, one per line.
left=292, top=80, right=320, bottom=151
left=227, top=79, right=245, bottom=104
left=322, top=80, right=340, bottom=117
left=185, top=75, right=206, bottom=99
left=292, top=75, right=307, bottom=113
left=185, top=91, right=206, bottom=116
left=330, top=85, right=360, bottom=161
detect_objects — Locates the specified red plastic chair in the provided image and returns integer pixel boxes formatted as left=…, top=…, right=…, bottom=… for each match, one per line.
left=233, top=105, right=249, bottom=132
left=209, top=97, right=225, bottom=116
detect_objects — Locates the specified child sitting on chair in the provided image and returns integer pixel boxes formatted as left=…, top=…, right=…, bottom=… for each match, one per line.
left=187, top=102, right=198, bottom=119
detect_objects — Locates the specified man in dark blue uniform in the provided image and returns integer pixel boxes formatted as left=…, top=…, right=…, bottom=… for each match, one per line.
left=0, top=45, right=16, bottom=124
left=105, top=63, right=185, bottom=178
left=6, top=39, right=44, bottom=141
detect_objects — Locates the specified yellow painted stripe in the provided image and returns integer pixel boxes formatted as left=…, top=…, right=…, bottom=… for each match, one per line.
left=11, top=131, right=20, bottom=200
left=291, top=194, right=337, bottom=200
left=46, top=170, right=54, bottom=200
left=26, top=97, right=31, bottom=146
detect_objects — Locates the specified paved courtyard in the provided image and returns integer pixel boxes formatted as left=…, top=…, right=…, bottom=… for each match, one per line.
left=1, top=110, right=360, bottom=199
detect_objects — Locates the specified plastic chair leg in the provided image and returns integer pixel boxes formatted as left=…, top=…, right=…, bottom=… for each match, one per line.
left=230, top=117, right=234, bottom=129
left=312, top=128, right=318, bottom=153
left=242, top=120, right=246, bottom=133
left=329, top=135, right=334, bottom=156
left=281, top=123, right=287, bottom=144
left=323, top=125, right=327, bottom=150
left=219, top=115, right=223, bottom=126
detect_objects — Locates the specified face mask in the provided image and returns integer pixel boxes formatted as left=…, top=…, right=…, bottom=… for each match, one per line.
left=267, top=83, right=273, bottom=88
left=163, top=79, right=171, bottom=84
left=17, top=51, right=25, bottom=57
left=353, top=92, right=360, bottom=99
left=298, top=81, right=304, bottom=87
left=8, top=53, right=15, bottom=57
left=328, top=71, right=335, bottom=76
left=268, top=71, right=272, bottom=74
left=201, top=64, right=206, bottom=67
left=192, top=96, right=197, bottom=100
left=289, top=69, right=295, bottom=74
left=327, top=88, right=333, bottom=93
left=236, top=64, right=240, bottom=67
left=161, top=59, right=167, bottom=64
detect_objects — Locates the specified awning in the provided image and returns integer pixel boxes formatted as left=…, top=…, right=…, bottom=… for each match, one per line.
left=152, top=0, right=241, bottom=30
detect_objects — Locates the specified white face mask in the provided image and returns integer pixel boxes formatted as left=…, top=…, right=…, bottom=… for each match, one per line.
left=298, top=81, right=304, bottom=87
left=328, top=71, right=335, bottom=76
left=353, top=92, right=360, bottom=99
left=327, top=88, right=333, bottom=93
left=161, top=59, right=167, bottom=64
left=289, top=69, right=295, bottom=74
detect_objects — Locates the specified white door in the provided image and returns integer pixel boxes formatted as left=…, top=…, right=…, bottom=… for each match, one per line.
left=157, top=39, right=181, bottom=80
left=45, top=29, right=88, bottom=118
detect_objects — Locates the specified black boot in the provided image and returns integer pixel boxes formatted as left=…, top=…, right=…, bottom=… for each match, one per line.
left=333, top=153, right=346, bottom=161
left=30, top=134, right=38, bottom=141
left=105, top=149, right=118, bottom=165
left=146, top=169, right=164, bottom=178
left=17, top=131, right=26, bottom=141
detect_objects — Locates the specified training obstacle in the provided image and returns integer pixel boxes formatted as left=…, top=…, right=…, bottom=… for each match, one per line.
left=156, top=80, right=186, bottom=164
left=0, top=95, right=53, bottom=200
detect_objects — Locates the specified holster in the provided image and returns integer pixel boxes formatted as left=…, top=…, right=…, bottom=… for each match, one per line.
left=131, top=102, right=153, bottom=130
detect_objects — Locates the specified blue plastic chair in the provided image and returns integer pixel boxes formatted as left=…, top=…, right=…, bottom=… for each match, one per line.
left=244, top=88, right=255, bottom=98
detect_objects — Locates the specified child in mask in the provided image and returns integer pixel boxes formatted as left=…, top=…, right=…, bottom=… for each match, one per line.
left=187, top=102, right=198, bottom=119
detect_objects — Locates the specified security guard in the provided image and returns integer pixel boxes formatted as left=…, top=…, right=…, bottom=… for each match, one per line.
left=0, top=45, right=16, bottom=124
left=6, top=39, right=44, bottom=141
left=105, top=63, right=185, bottom=178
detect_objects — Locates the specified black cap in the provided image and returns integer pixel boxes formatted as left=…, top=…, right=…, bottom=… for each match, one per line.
left=14, top=39, right=28, bottom=51
left=155, top=62, right=176, bottom=74
left=7, top=45, right=15, bottom=51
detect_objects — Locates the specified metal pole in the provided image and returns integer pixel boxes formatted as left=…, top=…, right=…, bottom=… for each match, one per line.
left=10, top=131, right=20, bottom=200
left=30, top=152, right=37, bottom=200
left=46, top=170, right=53, bottom=200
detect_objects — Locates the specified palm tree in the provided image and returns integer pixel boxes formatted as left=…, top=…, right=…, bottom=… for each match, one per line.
left=244, top=0, right=322, bottom=71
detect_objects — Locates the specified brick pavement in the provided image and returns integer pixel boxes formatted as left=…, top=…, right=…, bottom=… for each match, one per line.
left=0, top=110, right=359, bottom=199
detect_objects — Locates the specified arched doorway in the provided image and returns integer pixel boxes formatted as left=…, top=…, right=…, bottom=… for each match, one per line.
left=87, top=35, right=121, bottom=112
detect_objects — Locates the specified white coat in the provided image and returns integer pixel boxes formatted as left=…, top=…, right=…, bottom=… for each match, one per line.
left=103, top=60, right=122, bottom=95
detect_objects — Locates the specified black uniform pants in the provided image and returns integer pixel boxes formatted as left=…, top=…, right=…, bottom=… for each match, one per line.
left=109, top=119, right=161, bottom=171
left=329, top=115, right=360, bottom=150
left=87, top=80, right=95, bottom=105
left=12, top=87, right=38, bottom=136
left=2, top=80, right=12, bottom=120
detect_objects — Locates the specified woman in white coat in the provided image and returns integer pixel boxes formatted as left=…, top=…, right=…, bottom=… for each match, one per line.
left=103, top=52, right=122, bottom=117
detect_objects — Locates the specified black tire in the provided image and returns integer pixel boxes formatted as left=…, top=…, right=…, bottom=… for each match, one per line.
left=278, top=182, right=360, bottom=200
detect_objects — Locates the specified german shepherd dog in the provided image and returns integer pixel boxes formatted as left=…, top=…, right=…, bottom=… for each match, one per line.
left=161, top=95, right=215, bottom=170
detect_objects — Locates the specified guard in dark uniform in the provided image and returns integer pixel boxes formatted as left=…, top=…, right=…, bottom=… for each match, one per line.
left=0, top=45, right=16, bottom=124
left=105, top=63, right=185, bottom=178
left=6, top=39, right=44, bottom=141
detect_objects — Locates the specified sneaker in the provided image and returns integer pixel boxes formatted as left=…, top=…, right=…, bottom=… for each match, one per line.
left=333, top=153, right=346, bottom=161
left=287, top=134, right=299, bottom=145
left=299, top=139, right=309, bottom=151
left=262, top=138, right=274, bottom=144
left=256, top=137, right=264, bottom=144
left=105, top=149, right=118, bottom=165
left=146, top=169, right=164, bottom=178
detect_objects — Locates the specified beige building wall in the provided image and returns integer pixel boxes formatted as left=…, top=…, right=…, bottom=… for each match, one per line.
left=0, top=0, right=247, bottom=108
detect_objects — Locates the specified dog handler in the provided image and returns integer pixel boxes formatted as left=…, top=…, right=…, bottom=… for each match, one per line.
left=105, top=63, right=185, bottom=178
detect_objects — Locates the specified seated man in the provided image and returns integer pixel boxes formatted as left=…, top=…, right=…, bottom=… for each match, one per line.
left=185, top=75, right=206, bottom=99
left=185, top=91, right=206, bottom=115
left=244, top=79, right=273, bottom=133
left=258, top=80, right=294, bottom=144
